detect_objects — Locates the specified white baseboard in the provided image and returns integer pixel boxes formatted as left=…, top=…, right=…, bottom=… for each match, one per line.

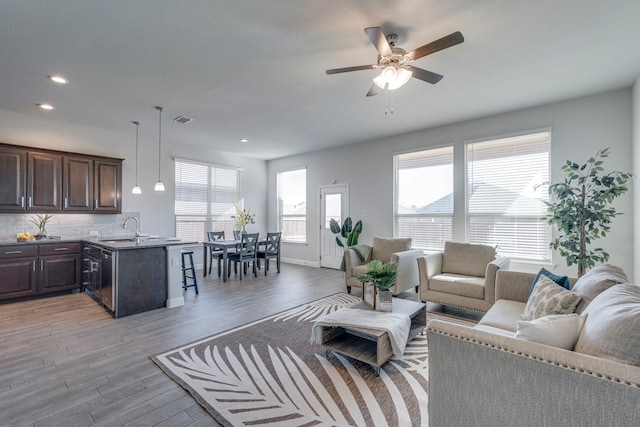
left=166, top=296, right=185, bottom=308
left=281, top=257, right=320, bottom=268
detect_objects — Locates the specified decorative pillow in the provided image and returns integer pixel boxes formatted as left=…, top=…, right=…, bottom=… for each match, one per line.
left=441, top=241, right=497, bottom=277
left=529, top=267, right=571, bottom=296
left=516, top=313, right=587, bottom=350
left=521, top=275, right=582, bottom=321
left=574, top=282, right=640, bottom=366
left=571, top=264, right=628, bottom=313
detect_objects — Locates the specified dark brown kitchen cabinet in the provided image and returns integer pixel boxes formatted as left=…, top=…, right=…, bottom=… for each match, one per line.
left=0, top=145, right=27, bottom=211
left=62, top=156, right=93, bottom=211
left=27, top=151, right=62, bottom=211
left=0, top=143, right=122, bottom=213
left=94, top=158, right=122, bottom=212
left=0, top=245, right=38, bottom=300
left=37, top=242, right=82, bottom=293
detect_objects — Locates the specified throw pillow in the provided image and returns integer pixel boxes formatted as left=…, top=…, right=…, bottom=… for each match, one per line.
left=521, top=275, right=582, bottom=321
left=529, top=267, right=571, bottom=296
left=574, top=282, right=640, bottom=367
left=571, top=264, right=628, bottom=313
left=516, top=313, right=587, bottom=350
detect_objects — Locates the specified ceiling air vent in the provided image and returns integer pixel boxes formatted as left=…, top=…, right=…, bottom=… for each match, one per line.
left=174, top=115, right=193, bottom=124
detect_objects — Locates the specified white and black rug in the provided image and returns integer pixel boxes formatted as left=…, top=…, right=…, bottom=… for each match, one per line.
left=152, top=293, right=476, bottom=426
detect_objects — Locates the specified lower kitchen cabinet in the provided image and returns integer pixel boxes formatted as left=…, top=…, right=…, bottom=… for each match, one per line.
left=37, top=242, right=82, bottom=293
left=0, top=245, right=38, bottom=300
left=0, top=242, right=81, bottom=300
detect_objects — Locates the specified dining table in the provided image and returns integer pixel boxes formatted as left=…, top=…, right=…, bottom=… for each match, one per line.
left=202, top=239, right=240, bottom=282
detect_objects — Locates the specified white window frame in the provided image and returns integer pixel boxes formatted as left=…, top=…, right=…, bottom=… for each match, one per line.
left=277, top=167, right=307, bottom=243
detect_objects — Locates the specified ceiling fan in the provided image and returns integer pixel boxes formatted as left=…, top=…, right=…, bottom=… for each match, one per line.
left=326, top=27, right=464, bottom=96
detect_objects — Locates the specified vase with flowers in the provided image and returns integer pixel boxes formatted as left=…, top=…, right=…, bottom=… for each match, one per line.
left=357, top=259, right=397, bottom=311
left=232, top=203, right=256, bottom=234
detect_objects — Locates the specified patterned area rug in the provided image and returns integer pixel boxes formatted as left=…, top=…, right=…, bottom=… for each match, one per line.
left=152, top=293, right=477, bottom=426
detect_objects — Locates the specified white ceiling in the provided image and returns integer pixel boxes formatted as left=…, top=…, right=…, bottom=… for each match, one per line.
left=2, top=0, right=640, bottom=160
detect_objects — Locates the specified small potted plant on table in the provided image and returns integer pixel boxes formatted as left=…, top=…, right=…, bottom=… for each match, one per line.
left=30, top=213, right=54, bottom=240
left=358, top=259, right=397, bottom=311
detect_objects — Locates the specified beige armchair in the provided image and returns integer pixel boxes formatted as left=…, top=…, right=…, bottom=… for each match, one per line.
left=344, top=236, right=424, bottom=296
left=418, top=241, right=510, bottom=312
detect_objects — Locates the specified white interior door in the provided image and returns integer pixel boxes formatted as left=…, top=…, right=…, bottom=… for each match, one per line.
left=319, top=184, right=348, bottom=269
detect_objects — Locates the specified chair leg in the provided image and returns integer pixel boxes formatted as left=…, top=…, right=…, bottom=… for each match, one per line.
left=217, top=257, right=222, bottom=277
left=346, top=286, right=352, bottom=294
left=276, top=257, right=280, bottom=273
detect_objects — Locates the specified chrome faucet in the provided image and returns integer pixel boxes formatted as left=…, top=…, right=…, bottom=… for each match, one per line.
left=122, top=216, right=140, bottom=244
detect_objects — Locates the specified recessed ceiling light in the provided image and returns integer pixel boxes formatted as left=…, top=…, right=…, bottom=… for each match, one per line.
left=240, top=138, right=249, bottom=143
left=38, top=103, right=55, bottom=110
left=48, top=75, right=67, bottom=84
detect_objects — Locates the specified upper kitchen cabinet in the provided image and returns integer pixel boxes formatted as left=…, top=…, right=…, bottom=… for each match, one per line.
left=62, top=156, right=93, bottom=211
left=0, top=143, right=122, bottom=213
left=94, top=158, right=122, bottom=213
left=27, top=151, right=62, bottom=211
left=0, top=145, right=27, bottom=211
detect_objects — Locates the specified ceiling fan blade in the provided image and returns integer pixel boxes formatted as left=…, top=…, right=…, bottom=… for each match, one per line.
left=366, top=83, right=379, bottom=97
left=364, top=27, right=393, bottom=57
left=407, top=31, right=464, bottom=61
left=405, top=65, right=443, bottom=84
left=326, top=64, right=376, bottom=75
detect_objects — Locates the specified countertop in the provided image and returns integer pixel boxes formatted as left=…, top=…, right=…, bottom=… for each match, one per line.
left=0, top=236, right=198, bottom=250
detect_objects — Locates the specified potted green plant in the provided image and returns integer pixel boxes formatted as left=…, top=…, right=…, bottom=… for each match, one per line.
left=329, top=216, right=363, bottom=270
left=30, top=213, right=54, bottom=240
left=358, top=259, right=397, bottom=311
left=540, top=147, right=631, bottom=277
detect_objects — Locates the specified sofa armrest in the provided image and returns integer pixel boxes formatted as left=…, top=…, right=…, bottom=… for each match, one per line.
left=390, top=249, right=424, bottom=295
left=344, top=246, right=368, bottom=283
left=495, top=270, right=537, bottom=303
left=427, top=319, right=640, bottom=426
left=483, top=256, right=511, bottom=305
left=417, top=252, right=443, bottom=287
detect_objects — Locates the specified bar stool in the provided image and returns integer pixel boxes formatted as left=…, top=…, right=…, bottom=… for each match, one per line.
left=181, top=250, right=199, bottom=294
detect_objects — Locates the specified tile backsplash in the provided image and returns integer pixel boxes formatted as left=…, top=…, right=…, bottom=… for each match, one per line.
left=0, top=212, right=141, bottom=241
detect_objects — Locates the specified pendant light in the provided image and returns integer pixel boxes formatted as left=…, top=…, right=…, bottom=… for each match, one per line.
left=154, top=106, right=165, bottom=192
left=131, top=121, right=142, bottom=194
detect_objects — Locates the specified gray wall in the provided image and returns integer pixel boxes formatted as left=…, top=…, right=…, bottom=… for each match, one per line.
left=268, top=88, right=634, bottom=279
left=634, top=76, right=640, bottom=281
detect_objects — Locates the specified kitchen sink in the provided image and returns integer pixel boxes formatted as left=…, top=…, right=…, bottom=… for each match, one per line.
left=99, top=238, right=136, bottom=243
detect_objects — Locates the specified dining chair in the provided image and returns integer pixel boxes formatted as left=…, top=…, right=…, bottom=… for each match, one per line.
left=227, top=232, right=259, bottom=279
left=257, top=231, right=282, bottom=275
left=206, top=231, right=226, bottom=277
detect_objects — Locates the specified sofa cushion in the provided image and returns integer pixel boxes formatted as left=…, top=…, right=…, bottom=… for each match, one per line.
left=529, top=267, right=570, bottom=296
left=516, top=313, right=587, bottom=350
left=477, top=299, right=526, bottom=333
left=370, top=236, right=411, bottom=263
left=571, top=264, right=628, bottom=313
left=521, top=275, right=581, bottom=321
left=430, top=274, right=485, bottom=299
left=574, top=282, right=640, bottom=366
left=441, top=241, right=496, bottom=277
left=352, top=264, right=369, bottom=279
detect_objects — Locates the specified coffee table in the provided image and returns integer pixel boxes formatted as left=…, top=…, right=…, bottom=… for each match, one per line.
left=319, top=298, right=426, bottom=375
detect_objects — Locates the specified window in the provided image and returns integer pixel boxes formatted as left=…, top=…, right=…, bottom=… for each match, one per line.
left=277, top=168, right=306, bottom=242
left=174, top=159, right=240, bottom=242
left=394, top=146, right=454, bottom=250
left=466, top=131, right=550, bottom=261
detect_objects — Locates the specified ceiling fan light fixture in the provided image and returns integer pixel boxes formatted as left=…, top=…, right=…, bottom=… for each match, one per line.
left=373, top=66, right=412, bottom=90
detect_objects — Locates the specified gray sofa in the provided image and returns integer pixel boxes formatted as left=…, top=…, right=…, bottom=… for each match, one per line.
left=427, top=268, right=640, bottom=426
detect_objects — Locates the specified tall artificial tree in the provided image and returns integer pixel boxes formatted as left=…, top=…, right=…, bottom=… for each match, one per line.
left=542, top=147, right=631, bottom=277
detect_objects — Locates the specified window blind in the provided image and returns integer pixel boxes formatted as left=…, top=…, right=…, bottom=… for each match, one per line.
left=394, top=146, right=454, bottom=250
left=465, top=131, right=551, bottom=260
left=175, top=159, right=239, bottom=242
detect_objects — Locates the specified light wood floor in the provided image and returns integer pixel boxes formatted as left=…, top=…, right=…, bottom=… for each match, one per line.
left=0, top=262, right=477, bottom=426
left=0, top=264, right=368, bottom=426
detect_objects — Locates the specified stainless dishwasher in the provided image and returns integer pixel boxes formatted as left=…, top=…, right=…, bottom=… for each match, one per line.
left=101, top=249, right=115, bottom=311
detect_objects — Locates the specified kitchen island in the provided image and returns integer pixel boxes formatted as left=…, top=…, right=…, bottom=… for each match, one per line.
left=0, top=237, right=196, bottom=318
